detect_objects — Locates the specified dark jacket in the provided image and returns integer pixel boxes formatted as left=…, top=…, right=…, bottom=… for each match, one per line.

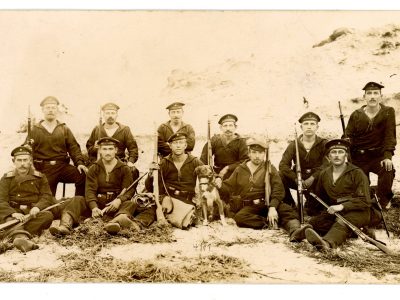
left=279, top=135, right=328, bottom=181
left=85, top=159, right=134, bottom=210
left=220, top=160, right=284, bottom=208
left=308, top=163, right=372, bottom=216
left=200, top=133, right=248, bottom=178
left=345, top=104, right=396, bottom=159
left=27, top=120, right=85, bottom=166
left=0, top=168, right=53, bottom=222
left=86, top=122, right=139, bottom=164
left=157, top=121, right=196, bottom=157
left=145, top=154, right=203, bottom=200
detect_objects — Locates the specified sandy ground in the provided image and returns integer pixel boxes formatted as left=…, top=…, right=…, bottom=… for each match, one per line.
left=0, top=13, right=400, bottom=284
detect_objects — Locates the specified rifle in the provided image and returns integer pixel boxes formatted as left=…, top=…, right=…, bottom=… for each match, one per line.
left=0, top=199, right=68, bottom=233
left=153, top=126, right=167, bottom=222
left=373, top=192, right=390, bottom=238
left=309, top=192, right=394, bottom=255
left=294, top=125, right=304, bottom=224
left=338, top=101, right=346, bottom=138
left=101, top=171, right=149, bottom=215
left=97, top=106, right=102, bottom=160
left=207, top=118, right=213, bottom=169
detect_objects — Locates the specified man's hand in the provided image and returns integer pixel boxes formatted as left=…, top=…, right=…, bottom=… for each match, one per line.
left=218, top=166, right=229, bottom=179
left=11, top=212, right=26, bottom=222
left=267, top=206, right=279, bottom=228
left=215, top=177, right=222, bottom=189
left=77, top=164, right=88, bottom=174
left=105, top=198, right=122, bottom=213
left=149, top=162, right=159, bottom=173
left=303, top=176, right=315, bottom=189
left=29, top=207, right=40, bottom=218
left=91, top=207, right=103, bottom=218
left=381, top=159, right=393, bottom=172
left=94, top=140, right=99, bottom=149
left=327, top=204, right=344, bottom=214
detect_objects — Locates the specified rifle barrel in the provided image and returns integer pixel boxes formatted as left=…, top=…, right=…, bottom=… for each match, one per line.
left=294, top=125, right=304, bottom=224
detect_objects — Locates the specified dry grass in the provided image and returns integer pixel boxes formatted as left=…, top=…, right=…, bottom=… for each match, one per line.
left=2, top=252, right=250, bottom=283
left=288, top=238, right=400, bottom=279
left=51, top=218, right=176, bottom=251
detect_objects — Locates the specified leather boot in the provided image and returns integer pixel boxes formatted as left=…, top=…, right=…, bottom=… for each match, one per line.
left=105, top=214, right=141, bottom=235
left=49, top=212, right=73, bottom=236
left=10, top=231, right=39, bottom=253
left=289, top=223, right=313, bottom=243
left=305, top=228, right=331, bottom=251
left=284, top=219, right=303, bottom=241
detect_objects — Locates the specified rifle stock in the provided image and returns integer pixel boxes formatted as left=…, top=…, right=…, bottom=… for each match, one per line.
left=0, top=199, right=68, bottom=232
left=294, top=125, right=304, bottom=224
left=153, top=126, right=166, bottom=222
left=309, top=192, right=395, bottom=256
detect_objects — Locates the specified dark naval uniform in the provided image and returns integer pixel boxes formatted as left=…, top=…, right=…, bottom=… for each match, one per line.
left=158, top=121, right=196, bottom=157
left=62, top=159, right=155, bottom=228
left=28, top=120, right=86, bottom=196
left=157, top=102, right=196, bottom=157
left=146, top=153, right=204, bottom=205
left=86, top=122, right=139, bottom=165
left=304, top=139, right=376, bottom=250
left=220, top=160, right=299, bottom=232
left=345, top=94, right=396, bottom=207
left=200, top=133, right=249, bottom=180
left=0, top=168, right=54, bottom=236
left=279, top=135, right=328, bottom=207
left=307, top=162, right=373, bottom=248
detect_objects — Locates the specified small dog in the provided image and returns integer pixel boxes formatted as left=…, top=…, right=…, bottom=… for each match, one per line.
left=194, top=165, right=226, bottom=226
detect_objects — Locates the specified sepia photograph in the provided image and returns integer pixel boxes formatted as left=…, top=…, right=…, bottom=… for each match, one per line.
left=0, top=2, right=400, bottom=289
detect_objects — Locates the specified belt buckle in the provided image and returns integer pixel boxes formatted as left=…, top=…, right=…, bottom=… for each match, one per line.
left=174, top=190, right=180, bottom=196
left=360, top=150, right=365, bottom=154
left=306, top=169, right=311, bottom=174
left=50, top=160, right=56, bottom=165
left=20, top=205, right=28, bottom=210
left=253, top=199, right=260, bottom=205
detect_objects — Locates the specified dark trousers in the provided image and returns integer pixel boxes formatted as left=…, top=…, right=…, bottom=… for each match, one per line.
left=35, top=162, right=86, bottom=197
left=280, top=172, right=314, bottom=207
left=3, top=211, right=53, bottom=236
left=234, top=202, right=299, bottom=229
left=309, top=209, right=370, bottom=248
left=352, top=154, right=395, bottom=207
left=62, top=196, right=155, bottom=228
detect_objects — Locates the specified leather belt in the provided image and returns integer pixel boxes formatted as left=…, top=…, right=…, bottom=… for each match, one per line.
left=34, top=159, right=68, bottom=165
left=243, top=198, right=264, bottom=206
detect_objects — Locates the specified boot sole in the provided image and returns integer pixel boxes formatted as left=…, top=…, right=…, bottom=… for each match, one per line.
left=49, top=226, right=70, bottom=237
left=289, top=224, right=312, bottom=242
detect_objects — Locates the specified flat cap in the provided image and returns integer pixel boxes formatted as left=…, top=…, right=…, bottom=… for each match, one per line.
left=218, top=114, right=238, bottom=125
left=40, top=96, right=59, bottom=107
left=362, top=82, right=384, bottom=91
left=298, top=112, right=321, bottom=123
left=166, top=102, right=185, bottom=110
left=97, top=137, right=120, bottom=146
left=167, top=132, right=187, bottom=143
left=247, top=137, right=268, bottom=151
left=101, top=102, right=120, bottom=111
left=325, top=139, right=351, bottom=153
left=11, top=146, right=32, bottom=157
